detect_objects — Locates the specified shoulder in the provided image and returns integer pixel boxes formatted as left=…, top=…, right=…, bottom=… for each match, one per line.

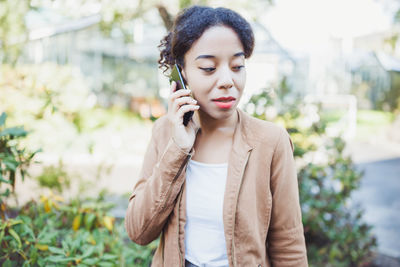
left=147, top=114, right=172, bottom=149
left=238, top=109, right=290, bottom=151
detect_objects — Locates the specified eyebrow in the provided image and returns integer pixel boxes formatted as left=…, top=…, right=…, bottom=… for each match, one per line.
left=195, top=52, right=245, bottom=60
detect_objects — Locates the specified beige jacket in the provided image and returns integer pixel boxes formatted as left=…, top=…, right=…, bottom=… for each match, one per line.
left=125, top=108, right=308, bottom=267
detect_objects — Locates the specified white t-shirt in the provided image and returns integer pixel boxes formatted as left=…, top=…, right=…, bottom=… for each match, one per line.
left=184, top=159, right=229, bottom=267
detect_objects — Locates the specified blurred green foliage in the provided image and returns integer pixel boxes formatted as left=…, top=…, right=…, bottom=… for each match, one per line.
left=0, top=192, right=158, bottom=266
left=0, top=63, right=145, bottom=158
left=36, top=161, right=70, bottom=193
left=356, top=109, right=395, bottom=141
left=0, top=112, right=40, bottom=202
left=0, top=61, right=157, bottom=265
left=0, top=119, right=157, bottom=266
left=0, top=0, right=31, bottom=65
left=244, top=79, right=377, bottom=266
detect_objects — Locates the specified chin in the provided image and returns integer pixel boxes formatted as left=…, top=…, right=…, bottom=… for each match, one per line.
left=208, top=108, right=236, bottom=120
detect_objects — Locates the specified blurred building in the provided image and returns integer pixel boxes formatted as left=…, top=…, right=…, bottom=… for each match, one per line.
left=19, top=7, right=309, bottom=117
left=21, top=8, right=165, bottom=117
left=241, top=22, right=309, bottom=106
left=349, top=27, right=400, bottom=111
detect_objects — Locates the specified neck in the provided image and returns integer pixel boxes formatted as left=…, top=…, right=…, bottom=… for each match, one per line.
left=196, top=109, right=238, bottom=136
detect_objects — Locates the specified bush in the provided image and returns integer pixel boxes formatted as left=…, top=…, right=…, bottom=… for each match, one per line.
left=0, top=113, right=156, bottom=266
left=0, top=192, right=158, bottom=267
left=36, top=160, right=70, bottom=193
left=244, top=80, right=377, bottom=266
left=0, top=112, right=40, bottom=202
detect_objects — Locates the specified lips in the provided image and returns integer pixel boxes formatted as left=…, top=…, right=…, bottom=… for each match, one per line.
left=212, top=96, right=236, bottom=109
left=212, top=96, right=236, bottom=102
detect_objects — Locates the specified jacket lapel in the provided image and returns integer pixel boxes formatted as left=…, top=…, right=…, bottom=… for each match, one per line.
left=223, top=108, right=253, bottom=266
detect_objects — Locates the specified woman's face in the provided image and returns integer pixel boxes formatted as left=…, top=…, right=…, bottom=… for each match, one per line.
left=182, top=25, right=246, bottom=120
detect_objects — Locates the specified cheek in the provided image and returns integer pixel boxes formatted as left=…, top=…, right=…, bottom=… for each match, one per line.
left=235, top=71, right=246, bottom=90
left=191, top=85, right=209, bottom=102
left=187, top=72, right=214, bottom=96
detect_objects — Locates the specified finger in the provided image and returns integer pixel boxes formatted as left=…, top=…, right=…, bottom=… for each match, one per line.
left=187, top=117, right=199, bottom=131
left=168, top=90, right=192, bottom=112
left=168, top=89, right=191, bottom=102
left=172, top=97, right=197, bottom=112
left=191, top=109, right=200, bottom=129
left=176, top=104, right=200, bottom=121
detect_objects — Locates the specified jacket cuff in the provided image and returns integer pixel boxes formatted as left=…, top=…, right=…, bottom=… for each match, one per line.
left=171, top=137, right=195, bottom=155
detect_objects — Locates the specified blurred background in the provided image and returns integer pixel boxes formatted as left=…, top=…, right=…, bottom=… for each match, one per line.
left=1, top=0, right=399, bottom=266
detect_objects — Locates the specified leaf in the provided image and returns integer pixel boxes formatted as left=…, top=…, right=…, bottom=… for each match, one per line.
left=84, top=213, right=96, bottom=230
left=98, top=262, right=115, bottom=267
left=3, top=159, right=19, bottom=171
left=82, top=258, right=99, bottom=265
left=28, top=148, right=42, bottom=159
left=0, top=126, right=27, bottom=138
left=35, top=243, right=49, bottom=251
left=71, top=236, right=81, bottom=252
left=61, top=239, right=69, bottom=251
left=0, top=228, right=5, bottom=244
left=0, top=176, right=13, bottom=184
left=86, top=234, right=96, bottom=245
left=3, top=259, right=12, bottom=267
left=103, top=216, right=114, bottom=232
left=72, top=215, right=82, bottom=231
left=17, top=249, right=28, bottom=261
left=46, top=255, right=74, bottom=263
left=37, top=226, right=49, bottom=240
left=37, top=226, right=57, bottom=243
left=0, top=112, right=6, bottom=127
left=101, top=254, right=118, bottom=261
left=9, top=228, right=22, bottom=248
left=8, top=219, right=23, bottom=227
left=48, top=246, right=66, bottom=255
left=1, top=188, right=10, bottom=197
left=81, top=245, right=95, bottom=258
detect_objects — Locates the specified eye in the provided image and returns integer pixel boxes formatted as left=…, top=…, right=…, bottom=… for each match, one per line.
left=232, top=65, right=244, bottom=71
left=199, top=67, right=216, bottom=73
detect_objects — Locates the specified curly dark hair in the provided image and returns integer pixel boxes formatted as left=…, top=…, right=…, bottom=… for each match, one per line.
left=158, top=5, right=255, bottom=74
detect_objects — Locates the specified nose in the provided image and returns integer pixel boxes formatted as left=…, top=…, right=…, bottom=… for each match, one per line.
left=216, top=66, right=234, bottom=89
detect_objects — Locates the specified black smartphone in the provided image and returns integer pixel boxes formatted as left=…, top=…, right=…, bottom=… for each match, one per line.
left=169, top=63, right=194, bottom=126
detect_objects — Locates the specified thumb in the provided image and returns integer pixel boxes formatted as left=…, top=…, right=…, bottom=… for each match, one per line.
left=188, top=118, right=200, bottom=135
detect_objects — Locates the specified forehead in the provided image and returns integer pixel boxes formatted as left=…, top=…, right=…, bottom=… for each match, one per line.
left=185, top=25, right=244, bottom=60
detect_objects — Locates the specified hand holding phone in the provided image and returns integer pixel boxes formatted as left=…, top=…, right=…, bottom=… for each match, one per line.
left=169, top=64, right=194, bottom=126
left=167, top=64, right=200, bottom=152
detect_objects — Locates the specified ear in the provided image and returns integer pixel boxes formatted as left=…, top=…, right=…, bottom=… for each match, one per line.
left=181, top=68, right=190, bottom=89
left=181, top=68, right=187, bottom=81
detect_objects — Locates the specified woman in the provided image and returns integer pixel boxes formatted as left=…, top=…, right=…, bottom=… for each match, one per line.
left=125, top=5, right=308, bottom=267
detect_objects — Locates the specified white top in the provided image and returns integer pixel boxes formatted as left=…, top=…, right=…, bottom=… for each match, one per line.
left=184, top=159, right=229, bottom=267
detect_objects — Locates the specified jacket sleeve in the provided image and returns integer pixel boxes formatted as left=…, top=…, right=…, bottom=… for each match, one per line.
left=267, top=128, right=308, bottom=266
left=124, top=119, right=193, bottom=245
